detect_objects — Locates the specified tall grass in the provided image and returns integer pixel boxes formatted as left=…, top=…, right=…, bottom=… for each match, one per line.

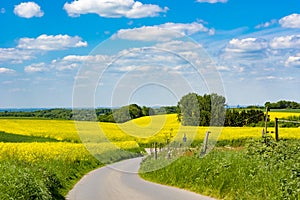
left=140, top=138, right=300, bottom=199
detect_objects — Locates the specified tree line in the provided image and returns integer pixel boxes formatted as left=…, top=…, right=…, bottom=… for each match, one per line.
left=0, top=105, right=178, bottom=122
left=2, top=95, right=298, bottom=125
left=177, top=93, right=266, bottom=127
left=265, top=100, right=300, bottom=109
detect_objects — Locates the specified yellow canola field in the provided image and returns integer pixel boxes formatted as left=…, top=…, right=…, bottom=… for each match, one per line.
left=268, top=112, right=300, bottom=121
left=0, top=113, right=299, bottom=146
left=0, top=142, right=90, bottom=162
left=0, top=141, right=140, bottom=163
left=0, top=119, right=79, bottom=141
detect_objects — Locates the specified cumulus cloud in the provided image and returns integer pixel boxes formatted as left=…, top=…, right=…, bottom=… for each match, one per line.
left=14, top=2, right=44, bottom=18
left=196, top=0, right=227, bottom=3
left=0, top=67, right=16, bottom=74
left=24, top=63, right=48, bottom=73
left=221, top=37, right=269, bottom=63
left=285, top=54, right=300, bottom=67
left=52, top=54, right=110, bottom=71
left=279, top=13, right=300, bottom=28
left=63, top=0, right=168, bottom=18
left=0, top=48, right=34, bottom=63
left=113, top=22, right=214, bottom=41
left=226, top=38, right=268, bottom=52
left=17, top=34, right=88, bottom=51
left=270, top=35, right=300, bottom=49
left=0, top=34, right=87, bottom=64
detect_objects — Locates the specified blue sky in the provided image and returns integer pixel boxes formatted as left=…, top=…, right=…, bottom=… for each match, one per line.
left=0, top=0, right=300, bottom=108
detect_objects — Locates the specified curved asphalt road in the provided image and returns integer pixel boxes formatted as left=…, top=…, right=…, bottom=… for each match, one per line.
left=67, top=157, right=215, bottom=200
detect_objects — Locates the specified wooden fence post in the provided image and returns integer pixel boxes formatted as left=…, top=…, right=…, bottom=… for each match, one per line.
left=201, top=131, right=210, bottom=156
left=275, top=118, right=279, bottom=141
left=154, top=142, right=157, bottom=160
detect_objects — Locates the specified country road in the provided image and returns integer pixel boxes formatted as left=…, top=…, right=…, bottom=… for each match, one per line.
left=67, top=157, right=215, bottom=200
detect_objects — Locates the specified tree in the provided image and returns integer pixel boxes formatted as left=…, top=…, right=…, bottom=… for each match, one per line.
left=210, top=93, right=226, bottom=126
left=178, top=93, right=200, bottom=126
left=178, top=93, right=226, bottom=126
left=112, top=104, right=144, bottom=123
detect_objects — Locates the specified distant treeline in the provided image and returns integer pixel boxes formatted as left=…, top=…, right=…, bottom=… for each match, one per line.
left=2, top=97, right=299, bottom=126
left=265, top=100, right=300, bottom=109
left=0, top=106, right=178, bottom=122
left=0, top=109, right=74, bottom=119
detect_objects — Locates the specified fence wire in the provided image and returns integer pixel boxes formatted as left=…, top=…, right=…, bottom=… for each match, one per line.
left=278, top=119, right=300, bottom=124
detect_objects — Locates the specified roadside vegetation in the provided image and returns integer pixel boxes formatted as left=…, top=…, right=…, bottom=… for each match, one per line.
left=140, top=137, right=300, bottom=200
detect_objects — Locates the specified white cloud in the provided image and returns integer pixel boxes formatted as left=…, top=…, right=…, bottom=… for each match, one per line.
left=0, top=48, right=34, bottom=63
left=159, top=22, right=214, bottom=35
left=14, top=2, right=44, bottom=18
left=17, top=34, right=88, bottom=50
left=216, top=65, right=244, bottom=73
left=0, top=34, right=87, bottom=63
left=196, top=0, right=227, bottom=3
left=113, top=22, right=214, bottom=41
left=256, top=76, right=294, bottom=81
left=279, top=13, right=300, bottom=28
left=62, top=55, right=108, bottom=63
left=24, top=63, right=48, bottom=73
left=63, top=0, right=168, bottom=18
left=226, top=38, right=268, bottom=52
left=285, top=54, right=300, bottom=67
left=0, top=67, right=16, bottom=74
left=51, top=54, right=110, bottom=71
left=155, top=40, right=202, bottom=52
left=255, top=19, right=277, bottom=29
left=270, top=35, right=300, bottom=49
left=1, top=8, right=5, bottom=14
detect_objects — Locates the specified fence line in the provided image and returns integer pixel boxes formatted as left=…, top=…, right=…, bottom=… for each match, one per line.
left=278, top=119, right=300, bottom=124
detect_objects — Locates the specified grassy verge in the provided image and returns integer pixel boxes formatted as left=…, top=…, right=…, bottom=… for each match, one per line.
left=0, top=156, right=101, bottom=200
left=139, top=137, right=300, bottom=199
left=0, top=131, right=59, bottom=143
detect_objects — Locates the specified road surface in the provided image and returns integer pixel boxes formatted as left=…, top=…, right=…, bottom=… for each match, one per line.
left=67, top=157, right=215, bottom=200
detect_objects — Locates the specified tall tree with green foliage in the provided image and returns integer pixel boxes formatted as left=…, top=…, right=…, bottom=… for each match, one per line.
left=178, top=93, right=226, bottom=126
left=178, top=93, right=200, bottom=126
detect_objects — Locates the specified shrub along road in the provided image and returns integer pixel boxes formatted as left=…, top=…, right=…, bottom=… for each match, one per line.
left=67, top=157, right=214, bottom=200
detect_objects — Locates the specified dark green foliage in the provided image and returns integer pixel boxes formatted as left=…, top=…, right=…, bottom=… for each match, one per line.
left=152, top=106, right=178, bottom=115
left=178, top=93, right=200, bottom=126
left=225, top=109, right=265, bottom=127
left=0, top=131, right=59, bottom=143
left=97, top=112, right=116, bottom=122
left=112, top=104, right=143, bottom=123
left=0, top=109, right=73, bottom=119
left=177, top=93, right=226, bottom=126
left=265, top=100, right=300, bottom=109
left=0, top=105, right=178, bottom=123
